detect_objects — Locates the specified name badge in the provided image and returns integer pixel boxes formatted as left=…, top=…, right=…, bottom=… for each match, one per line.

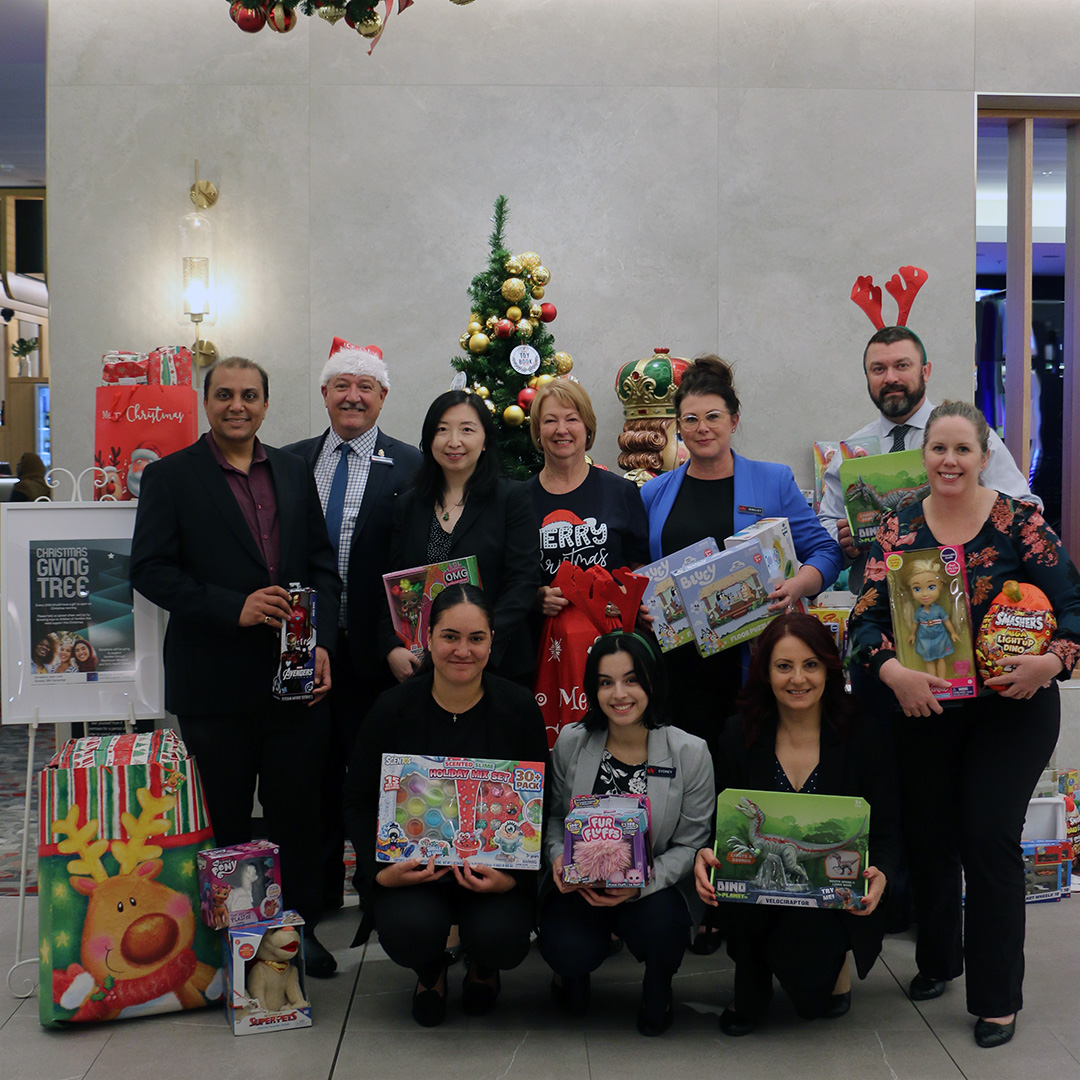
left=738, top=504, right=764, bottom=516
left=646, top=765, right=676, bottom=779
left=371, top=454, right=394, bottom=465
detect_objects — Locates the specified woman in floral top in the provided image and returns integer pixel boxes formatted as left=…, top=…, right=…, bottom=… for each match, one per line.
left=849, top=400, right=1080, bottom=1049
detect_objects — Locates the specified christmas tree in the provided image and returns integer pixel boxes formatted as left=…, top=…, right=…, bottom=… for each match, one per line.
left=451, top=196, right=574, bottom=480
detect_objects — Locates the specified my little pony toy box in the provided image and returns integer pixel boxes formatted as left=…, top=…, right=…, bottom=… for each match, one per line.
left=711, top=788, right=870, bottom=910
left=562, top=794, right=653, bottom=888
left=375, top=754, right=545, bottom=869
left=197, top=839, right=283, bottom=929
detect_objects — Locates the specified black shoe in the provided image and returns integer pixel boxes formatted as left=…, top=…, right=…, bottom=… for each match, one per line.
left=550, top=974, right=591, bottom=1013
left=412, top=967, right=448, bottom=1028
left=719, top=1007, right=757, bottom=1036
left=304, top=933, right=338, bottom=978
left=322, top=894, right=345, bottom=913
left=461, top=963, right=501, bottom=1016
left=909, top=973, right=946, bottom=1001
left=823, top=991, right=851, bottom=1019
left=688, top=925, right=723, bottom=955
left=974, top=1016, right=1016, bottom=1048
left=444, top=944, right=464, bottom=966
left=637, top=981, right=673, bottom=1037
left=608, top=936, right=624, bottom=957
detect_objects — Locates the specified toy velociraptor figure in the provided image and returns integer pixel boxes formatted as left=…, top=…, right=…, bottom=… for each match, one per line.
left=728, top=796, right=867, bottom=892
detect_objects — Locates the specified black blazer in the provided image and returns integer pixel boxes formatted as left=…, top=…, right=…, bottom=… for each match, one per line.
left=378, top=477, right=541, bottom=678
left=130, top=435, right=341, bottom=715
left=714, top=713, right=901, bottom=979
left=282, top=428, right=421, bottom=681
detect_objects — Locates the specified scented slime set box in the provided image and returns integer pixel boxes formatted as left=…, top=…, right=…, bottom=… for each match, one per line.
left=562, top=794, right=653, bottom=888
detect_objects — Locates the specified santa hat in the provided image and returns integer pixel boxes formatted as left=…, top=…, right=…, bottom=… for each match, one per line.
left=320, top=337, right=390, bottom=390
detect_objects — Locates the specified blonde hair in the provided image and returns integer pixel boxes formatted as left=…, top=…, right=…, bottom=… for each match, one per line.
left=529, top=379, right=596, bottom=451
left=897, top=556, right=954, bottom=627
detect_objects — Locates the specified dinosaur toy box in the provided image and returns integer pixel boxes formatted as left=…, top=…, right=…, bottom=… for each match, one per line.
left=636, top=538, right=720, bottom=652
left=562, top=794, right=653, bottom=888
left=383, top=556, right=482, bottom=658
left=226, top=911, right=311, bottom=1035
left=198, top=840, right=283, bottom=929
left=710, top=788, right=870, bottom=909
left=37, top=729, right=224, bottom=1025
left=839, top=448, right=929, bottom=546
left=724, top=517, right=804, bottom=612
left=375, top=754, right=545, bottom=869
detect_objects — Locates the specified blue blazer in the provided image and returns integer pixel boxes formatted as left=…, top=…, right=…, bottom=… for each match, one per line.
left=640, top=453, right=843, bottom=588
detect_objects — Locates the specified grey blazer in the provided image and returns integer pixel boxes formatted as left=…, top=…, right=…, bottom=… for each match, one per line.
left=545, top=723, right=715, bottom=922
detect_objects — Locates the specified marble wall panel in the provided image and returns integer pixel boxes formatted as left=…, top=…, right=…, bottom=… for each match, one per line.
left=975, top=0, right=1080, bottom=94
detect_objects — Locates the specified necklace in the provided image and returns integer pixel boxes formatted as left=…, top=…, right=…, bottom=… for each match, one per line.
left=440, top=498, right=465, bottom=522
left=432, top=687, right=483, bottom=722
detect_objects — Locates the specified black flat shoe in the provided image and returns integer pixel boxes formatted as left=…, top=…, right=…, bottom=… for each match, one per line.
left=688, top=926, right=723, bottom=955
left=550, top=974, right=591, bottom=1013
left=823, top=991, right=850, bottom=1019
left=461, top=964, right=501, bottom=1016
left=909, top=973, right=946, bottom=1001
left=719, top=1007, right=757, bottom=1036
left=636, top=982, right=673, bottom=1037
left=974, top=1017, right=1016, bottom=1048
left=304, top=933, right=338, bottom=979
left=412, top=976, right=448, bottom=1027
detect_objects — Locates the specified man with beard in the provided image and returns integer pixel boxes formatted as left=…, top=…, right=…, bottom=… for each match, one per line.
left=818, top=326, right=1036, bottom=576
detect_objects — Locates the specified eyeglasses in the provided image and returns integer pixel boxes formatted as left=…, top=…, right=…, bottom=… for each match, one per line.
left=678, top=410, right=731, bottom=429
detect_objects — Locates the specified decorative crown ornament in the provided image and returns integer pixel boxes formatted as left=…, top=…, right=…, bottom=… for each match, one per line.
left=614, top=347, right=689, bottom=420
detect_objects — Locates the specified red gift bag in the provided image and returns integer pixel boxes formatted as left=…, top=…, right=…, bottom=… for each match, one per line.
left=94, top=385, right=199, bottom=500
left=533, top=563, right=649, bottom=749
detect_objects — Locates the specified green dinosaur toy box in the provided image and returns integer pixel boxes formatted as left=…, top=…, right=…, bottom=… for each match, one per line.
left=710, top=789, right=870, bottom=909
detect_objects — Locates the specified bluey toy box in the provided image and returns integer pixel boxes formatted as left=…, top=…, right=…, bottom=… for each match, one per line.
left=198, top=840, right=283, bottom=929
left=383, top=556, right=482, bottom=658
left=636, top=538, right=719, bottom=652
left=675, top=539, right=773, bottom=656
left=725, top=517, right=804, bottom=611
left=562, top=794, right=653, bottom=888
left=710, top=788, right=870, bottom=909
left=376, top=754, right=545, bottom=869
left=226, top=911, right=311, bottom=1035
left=839, top=448, right=929, bottom=546
left=272, top=584, right=316, bottom=702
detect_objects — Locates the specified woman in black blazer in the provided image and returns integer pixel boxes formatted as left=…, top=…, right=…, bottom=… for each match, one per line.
left=380, top=390, right=541, bottom=681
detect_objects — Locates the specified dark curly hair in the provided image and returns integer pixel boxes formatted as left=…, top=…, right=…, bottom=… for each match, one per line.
left=672, top=354, right=740, bottom=420
left=579, top=632, right=669, bottom=732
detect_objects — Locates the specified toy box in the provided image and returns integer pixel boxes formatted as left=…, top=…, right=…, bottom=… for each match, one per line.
left=725, top=517, right=804, bottom=612
left=812, top=441, right=841, bottom=514
left=1022, top=841, right=1070, bottom=903
left=226, top=911, right=312, bottom=1035
left=710, top=788, right=870, bottom=909
left=562, top=794, right=653, bottom=888
left=198, top=840, right=283, bottom=929
left=840, top=435, right=881, bottom=461
left=272, top=585, right=316, bottom=702
left=807, top=605, right=851, bottom=660
left=839, top=448, right=929, bottom=546
left=376, top=754, right=545, bottom=869
left=884, top=545, right=977, bottom=701
left=636, top=538, right=720, bottom=652
left=1060, top=770, right=1079, bottom=798
left=675, top=539, right=773, bottom=657
left=383, top=556, right=481, bottom=658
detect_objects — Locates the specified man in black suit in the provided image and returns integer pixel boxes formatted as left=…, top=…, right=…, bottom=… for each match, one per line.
left=283, top=338, right=421, bottom=911
left=131, top=356, right=342, bottom=977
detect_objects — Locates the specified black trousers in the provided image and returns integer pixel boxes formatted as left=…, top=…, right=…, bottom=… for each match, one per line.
left=178, top=700, right=331, bottom=928
left=894, top=685, right=1060, bottom=1017
left=372, top=880, right=534, bottom=983
left=538, top=886, right=691, bottom=980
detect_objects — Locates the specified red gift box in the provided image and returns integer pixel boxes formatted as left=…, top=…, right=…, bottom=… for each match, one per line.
left=147, top=345, right=193, bottom=387
left=101, top=351, right=148, bottom=385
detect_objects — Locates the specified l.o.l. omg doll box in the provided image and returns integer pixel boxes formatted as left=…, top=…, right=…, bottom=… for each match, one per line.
left=562, top=794, right=653, bottom=888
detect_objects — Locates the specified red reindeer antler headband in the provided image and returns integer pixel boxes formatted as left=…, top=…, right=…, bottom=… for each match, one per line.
left=850, top=265, right=928, bottom=328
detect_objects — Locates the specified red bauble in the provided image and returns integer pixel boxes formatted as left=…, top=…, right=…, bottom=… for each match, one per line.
left=494, top=319, right=515, bottom=339
left=539, top=303, right=557, bottom=322
left=517, top=387, right=537, bottom=412
left=267, top=3, right=297, bottom=31
left=232, top=2, right=267, bottom=32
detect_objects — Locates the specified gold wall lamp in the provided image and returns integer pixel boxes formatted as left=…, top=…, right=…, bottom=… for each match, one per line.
left=179, top=160, right=219, bottom=367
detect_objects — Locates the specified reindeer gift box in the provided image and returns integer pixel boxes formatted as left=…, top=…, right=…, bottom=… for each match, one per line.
left=38, top=730, right=224, bottom=1025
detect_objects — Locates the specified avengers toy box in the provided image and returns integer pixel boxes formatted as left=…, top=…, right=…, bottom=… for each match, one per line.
left=227, top=911, right=312, bottom=1035
left=675, top=539, right=772, bottom=657
left=198, top=840, right=283, bottom=929
left=884, top=545, right=977, bottom=701
left=272, top=584, right=316, bottom=703
left=839, top=448, right=928, bottom=546
left=37, top=729, right=223, bottom=1025
left=562, top=794, right=653, bottom=888
left=383, top=555, right=481, bottom=658
left=725, top=517, right=804, bottom=612
left=636, top=538, right=719, bottom=652
left=710, top=788, right=870, bottom=909
left=376, top=754, right=545, bottom=869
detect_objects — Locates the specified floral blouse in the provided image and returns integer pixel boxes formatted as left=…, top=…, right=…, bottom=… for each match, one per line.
left=850, top=494, right=1080, bottom=681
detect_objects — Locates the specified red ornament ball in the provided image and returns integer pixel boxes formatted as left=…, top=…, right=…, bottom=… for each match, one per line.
left=494, top=319, right=515, bottom=339
left=517, top=387, right=537, bottom=412
left=539, top=303, right=557, bottom=323
left=232, top=2, right=267, bottom=32
left=267, top=3, right=297, bottom=31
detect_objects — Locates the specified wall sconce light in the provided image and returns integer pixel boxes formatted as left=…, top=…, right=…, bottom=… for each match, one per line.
left=179, top=160, right=219, bottom=367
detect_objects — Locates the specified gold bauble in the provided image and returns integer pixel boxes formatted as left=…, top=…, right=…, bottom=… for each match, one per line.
left=528, top=376, right=539, bottom=389
left=485, top=315, right=498, bottom=330
left=501, top=277, right=527, bottom=302
left=467, top=320, right=483, bottom=335
left=531, top=286, right=546, bottom=299
left=317, top=4, right=347, bottom=24
left=532, top=265, right=551, bottom=286
left=535, top=373, right=554, bottom=387
left=554, top=351, right=574, bottom=374
left=470, top=311, right=480, bottom=322
left=529, top=303, right=543, bottom=320
left=459, top=332, right=472, bottom=350
left=505, top=305, right=523, bottom=323
left=468, top=333, right=490, bottom=354
left=504, top=255, right=524, bottom=276
left=355, top=10, right=382, bottom=37
left=515, top=319, right=534, bottom=339
left=503, top=405, right=527, bottom=427
left=474, top=385, right=490, bottom=400
left=519, top=252, right=541, bottom=272
left=485, top=398, right=496, bottom=413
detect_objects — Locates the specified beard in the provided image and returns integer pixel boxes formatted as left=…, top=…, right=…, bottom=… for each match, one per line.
left=870, top=370, right=926, bottom=419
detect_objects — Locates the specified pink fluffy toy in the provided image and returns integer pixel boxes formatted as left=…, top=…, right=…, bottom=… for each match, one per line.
left=572, top=837, right=632, bottom=883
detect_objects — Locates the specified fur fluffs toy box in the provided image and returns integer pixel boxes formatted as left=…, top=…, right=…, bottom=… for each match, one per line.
left=636, top=538, right=719, bottom=652
left=562, top=795, right=653, bottom=888
left=227, top=912, right=311, bottom=1035
left=376, top=754, right=545, bottom=869
left=711, top=788, right=870, bottom=909
left=197, top=840, right=283, bottom=929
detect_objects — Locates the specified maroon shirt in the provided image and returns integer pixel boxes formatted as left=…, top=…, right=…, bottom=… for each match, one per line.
left=204, top=433, right=281, bottom=584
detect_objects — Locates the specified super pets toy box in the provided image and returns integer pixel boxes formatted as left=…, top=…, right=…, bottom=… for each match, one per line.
left=636, top=538, right=720, bottom=652
left=376, top=754, right=545, bottom=869
left=198, top=840, right=283, bottom=929
left=37, top=729, right=224, bottom=1026
left=562, top=794, right=653, bottom=888
left=272, top=584, right=316, bottom=702
left=884, top=545, right=977, bottom=701
left=675, top=539, right=773, bottom=657
left=383, top=555, right=482, bottom=658
left=839, top=448, right=929, bottom=546
left=725, top=517, right=804, bottom=612
left=710, top=789, right=870, bottom=909
left=226, top=911, right=311, bottom=1035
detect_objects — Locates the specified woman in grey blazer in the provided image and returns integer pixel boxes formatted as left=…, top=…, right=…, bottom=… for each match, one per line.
left=539, top=632, right=714, bottom=1036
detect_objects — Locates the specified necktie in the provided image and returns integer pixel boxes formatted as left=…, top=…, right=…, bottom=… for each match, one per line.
left=325, top=443, right=351, bottom=557
left=889, top=424, right=911, bottom=453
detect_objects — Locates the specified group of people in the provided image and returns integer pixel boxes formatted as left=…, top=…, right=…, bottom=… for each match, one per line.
left=128, top=327, right=1080, bottom=1049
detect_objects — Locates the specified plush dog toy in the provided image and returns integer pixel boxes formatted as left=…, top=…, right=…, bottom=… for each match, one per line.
left=246, top=925, right=310, bottom=1013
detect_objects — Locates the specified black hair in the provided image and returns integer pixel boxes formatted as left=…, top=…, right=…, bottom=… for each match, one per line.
left=203, top=356, right=270, bottom=401
left=413, top=583, right=495, bottom=679
left=673, top=354, right=740, bottom=419
left=579, top=632, right=669, bottom=732
left=413, top=390, right=501, bottom=505
left=862, top=326, right=927, bottom=369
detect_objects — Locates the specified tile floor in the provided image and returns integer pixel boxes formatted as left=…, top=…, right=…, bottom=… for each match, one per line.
left=3, top=893, right=1078, bottom=1080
